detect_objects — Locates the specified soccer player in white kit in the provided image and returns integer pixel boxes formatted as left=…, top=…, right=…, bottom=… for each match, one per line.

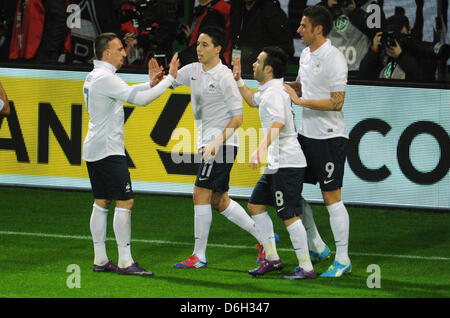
left=285, top=5, right=351, bottom=277
left=171, top=26, right=265, bottom=269
left=83, top=33, right=179, bottom=276
left=233, top=47, right=316, bottom=279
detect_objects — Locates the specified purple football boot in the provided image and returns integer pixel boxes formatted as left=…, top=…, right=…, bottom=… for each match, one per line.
left=93, top=260, right=118, bottom=273
left=248, top=258, right=284, bottom=276
left=282, top=266, right=317, bottom=280
left=117, top=262, right=155, bottom=277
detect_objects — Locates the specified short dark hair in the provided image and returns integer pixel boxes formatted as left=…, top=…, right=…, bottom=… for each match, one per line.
left=94, top=32, right=119, bottom=60
left=262, top=46, right=288, bottom=79
left=198, top=26, right=226, bottom=51
left=303, top=5, right=333, bottom=37
left=385, top=7, right=410, bottom=33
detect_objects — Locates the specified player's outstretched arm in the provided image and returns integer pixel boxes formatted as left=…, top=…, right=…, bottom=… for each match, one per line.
left=284, top=83, right=345, bottom=111
left=298, top=91, right=346, bottom=111
left=233, top=57, right=255, bottom=107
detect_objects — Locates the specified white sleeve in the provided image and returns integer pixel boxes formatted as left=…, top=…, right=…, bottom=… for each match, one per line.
left=96, top=74, right=174, bottom=106
left=0, top=99, right=4, bottom=112
left=127, top=75, right=175, bottom=106
left=172, top=64, right=193, bottom=88
left=329, top=51, right=348, bottom=92
left=252, top=91, right=262, bottom=108
left=266, top=93, right=286, bottom=124
left=221, top=73, right=243, bottom=116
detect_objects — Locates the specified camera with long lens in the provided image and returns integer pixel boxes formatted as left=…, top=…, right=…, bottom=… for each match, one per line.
left=380, top=30, right=400, bottom=48
left=120, top=0, right=181, bottom=68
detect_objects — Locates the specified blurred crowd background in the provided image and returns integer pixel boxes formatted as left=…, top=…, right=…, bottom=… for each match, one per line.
left=0, top=0, right=449, bottom=82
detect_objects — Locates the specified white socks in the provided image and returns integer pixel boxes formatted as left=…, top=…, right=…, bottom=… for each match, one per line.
left=113, top=207, right=134, bottom=268
left=301, top=197, right=326, bottom=254
left=220, top=200, right=261, bottom=243
left=90, top=203, right=109, bottom=266
left=252, top=212, right=279, bottom=261
left=193, top=200, right=262, bottom=262
left=327, top=201, right=350, bottom=265
left=90, top=204, right=135, bottom=268
left=287, top=219, right=313, bottom=271
left=193, top=204, right=212, bottom=262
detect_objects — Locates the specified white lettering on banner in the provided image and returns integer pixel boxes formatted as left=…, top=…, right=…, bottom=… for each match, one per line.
left=366, top=4, right=382, bottom=29
left=0, top=69, right=448, bottom=209
left=66, top=4, right=81, bottom=29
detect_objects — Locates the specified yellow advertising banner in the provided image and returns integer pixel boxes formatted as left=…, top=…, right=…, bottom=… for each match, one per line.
left=0, top=68, right=263, bottom=195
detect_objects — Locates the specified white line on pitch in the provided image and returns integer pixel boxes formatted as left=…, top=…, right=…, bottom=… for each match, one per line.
left=1, top=230, right=449, bottom=261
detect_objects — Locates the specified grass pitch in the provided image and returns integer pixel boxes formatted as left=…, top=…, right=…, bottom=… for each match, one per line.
left=0, top=187, right=449, bottom=300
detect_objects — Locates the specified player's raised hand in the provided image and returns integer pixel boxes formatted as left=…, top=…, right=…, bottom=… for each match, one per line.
left=148, top=58, right=164, bottom=87
left=168, top=52, right=180, bottom=79
left=233, top=57, right=242, bottom=81
left=283, top=83, right=302, bottom=105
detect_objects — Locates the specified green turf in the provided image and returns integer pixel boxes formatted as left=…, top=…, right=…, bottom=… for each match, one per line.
left=0, top=187, right=449, bottom=298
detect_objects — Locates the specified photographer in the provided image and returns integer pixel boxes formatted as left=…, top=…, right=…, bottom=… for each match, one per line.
left=319, top=0, right=384, bottom=73
left=358, top=8, right=440, bottom=82
left=121, top=0, right=184, bottom=68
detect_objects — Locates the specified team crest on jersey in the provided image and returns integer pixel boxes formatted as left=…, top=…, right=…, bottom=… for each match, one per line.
left=207, top=80, right=218, bottom=93
left=313, top=61, right=323, bottom=75
left=334, top=15, right=349, bottom=32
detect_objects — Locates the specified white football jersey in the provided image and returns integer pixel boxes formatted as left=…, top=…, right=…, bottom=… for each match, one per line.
left=172, top=61, right=243, bottom=150
left=82, top=60, right=174, bottom=162
left=297, top=39, right=349, bottom=139
left=253, top=78, right=307, bottom=170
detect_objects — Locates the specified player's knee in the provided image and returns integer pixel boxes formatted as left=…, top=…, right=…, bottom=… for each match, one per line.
left=116, top=198, right=134, bottom=211
left=247, top=203, right=264, bottom=215
left=193, top=187, right=211, bottom=205
left=282, top=215, right=300, bottom=227
left=322, top=189, right=341, bottom=206
left=211, top=193, right=230, bottom=212
left=95, top=199, right=112, bottom=210
left=210, top=196, right=221, bottom=211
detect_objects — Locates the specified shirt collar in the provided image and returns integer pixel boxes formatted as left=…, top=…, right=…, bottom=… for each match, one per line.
left=311, top=39, right=331, bottom=56
left=93, top=60, right=117, bottom=74
left=259, top=78, right=284, bottom=91
left=201, top=60, right=223, bottom=74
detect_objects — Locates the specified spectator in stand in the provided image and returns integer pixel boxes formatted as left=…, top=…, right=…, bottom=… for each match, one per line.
left=318, top=0, right=385, bottom=75
left=9, top=0, right=71, bottom=63
left=358, top=6, right=437, bottom=82
left=230, top=0, right=294, bottom=76
left=179, top=0, right=232, bottom=67
left=121, top=0, right=184, bottom=68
